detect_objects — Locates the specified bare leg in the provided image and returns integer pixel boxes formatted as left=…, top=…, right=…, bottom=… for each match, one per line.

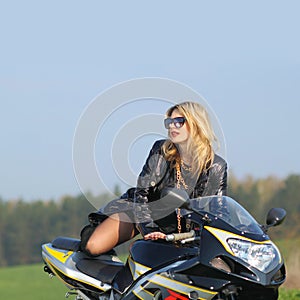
left=85, top=212, right=136, bottom=256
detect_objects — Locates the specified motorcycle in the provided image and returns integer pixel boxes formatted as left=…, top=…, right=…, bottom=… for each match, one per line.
left=42, top=192, right=286, bottom=300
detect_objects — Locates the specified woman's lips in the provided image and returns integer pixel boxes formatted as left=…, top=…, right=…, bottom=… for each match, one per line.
left=170, top=131, right=179, bottom=138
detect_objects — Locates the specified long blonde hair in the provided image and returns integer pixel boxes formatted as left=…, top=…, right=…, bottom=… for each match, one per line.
left=162, top=101, right=218, bottom=175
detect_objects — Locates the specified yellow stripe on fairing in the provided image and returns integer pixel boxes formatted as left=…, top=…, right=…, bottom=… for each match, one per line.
left=204, top=226, right=272, bottom=256
left=45, top=258, right=75, bottom=288
left=45, top=258, right=107, bottom=291
left=133, top=285, right=155, bottom=300
left=148, top=273, right=217, bottom=298
left=44, top=245, right=72, bottom=263
left=129, top=258, right=217, bottom=299
left=128, top=256, right=151, bottom=279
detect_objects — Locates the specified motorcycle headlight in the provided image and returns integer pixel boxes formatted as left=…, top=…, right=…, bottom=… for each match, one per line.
left=227, top=239, right=281, bottom=273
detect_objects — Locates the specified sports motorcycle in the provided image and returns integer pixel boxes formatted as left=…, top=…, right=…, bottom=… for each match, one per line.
left=42, top=192, right=286, bottom=300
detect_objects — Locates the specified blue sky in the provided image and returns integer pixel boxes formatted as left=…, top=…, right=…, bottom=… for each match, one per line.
left=0, top=1, right=299, bottom=200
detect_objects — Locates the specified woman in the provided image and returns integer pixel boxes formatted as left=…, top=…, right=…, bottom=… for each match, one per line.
left=134, top=101, right=227, bottom=240
left=84, top=101, right=227, bottom=255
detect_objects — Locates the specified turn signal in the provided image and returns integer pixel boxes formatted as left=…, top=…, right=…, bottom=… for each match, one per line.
left=210, top=257, right=231, bottom=273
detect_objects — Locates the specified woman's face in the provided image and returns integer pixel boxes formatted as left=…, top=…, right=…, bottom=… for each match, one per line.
left=168, top=109, right=190, bottom=145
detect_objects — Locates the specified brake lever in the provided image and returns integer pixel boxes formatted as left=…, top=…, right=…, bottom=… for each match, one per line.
left=181, top=237, right=201, bottom=244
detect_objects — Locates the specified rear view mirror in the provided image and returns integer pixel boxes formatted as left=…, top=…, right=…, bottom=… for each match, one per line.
left=266, top=208, right=286, bottom=227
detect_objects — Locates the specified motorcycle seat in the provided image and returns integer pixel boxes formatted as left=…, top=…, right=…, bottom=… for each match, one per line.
left=76, top=258, right=124, bottom=284
left=52, top=236, right=81, bottom=252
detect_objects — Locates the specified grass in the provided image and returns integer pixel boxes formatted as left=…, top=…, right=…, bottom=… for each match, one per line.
left=274, top=238, right=300, bottom=290
left=0, top=264, right=67, bottom=300
left=279, top=289, right=300, bottom=299
left=0, top=263, right=299, bottom=299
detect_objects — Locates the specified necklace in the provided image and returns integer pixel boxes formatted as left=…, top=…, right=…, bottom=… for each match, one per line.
left=175, top=159, right=189, bottom=189
left=180, top=160, right=192, bottom=172
left=175, top=158, right=191, bottom=233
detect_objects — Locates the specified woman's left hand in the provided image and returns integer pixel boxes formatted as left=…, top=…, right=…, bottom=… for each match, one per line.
left=144, top=231, right=166, bottom=240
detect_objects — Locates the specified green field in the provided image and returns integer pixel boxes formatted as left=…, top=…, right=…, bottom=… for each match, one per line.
left=0, top=264, right=299, bottom=299
left=0, top=264, right=67, bottom=300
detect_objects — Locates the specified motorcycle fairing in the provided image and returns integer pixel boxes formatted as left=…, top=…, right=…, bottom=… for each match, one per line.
left=76, top=258, right=124, bottom=284
left=128, top=255, right=151, bottom=280
left=129, top=239, right=199, bottom=268
left=128, top=260, right=218, bottom=300
left=43, top=244, right=73, bottom=263
left=203, top=226, right=284, bottom=286
left=42, top=243, right=112, bottom=292
left=204, top=226, right=274, bottom=257
left=204, top=226, right=283, bottom=270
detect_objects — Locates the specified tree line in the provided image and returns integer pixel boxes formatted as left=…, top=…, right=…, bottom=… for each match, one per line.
left=0, top=174, right=299, bottom=267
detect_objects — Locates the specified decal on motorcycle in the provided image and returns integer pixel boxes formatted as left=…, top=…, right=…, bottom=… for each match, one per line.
left=132, top=285, right=156, bottom=300
left=44, top=244, right=72, bottom=263
left=42, top=244, right=112, bottom=292
left=132, top=272, right=217, bottom=300
left=45, top=257, right=110, bottom=292
left=166, top=289, right=189, bottom=300
left=44, top=258, right=76, bottom=288
left=128, top=256, right=151, bottom=280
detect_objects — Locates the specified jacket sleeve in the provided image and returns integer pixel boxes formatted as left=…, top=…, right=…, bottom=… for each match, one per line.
left=134, top=140, right=167, bottom=235
left=218, top=162, right=228, bottom=196
left=203, top=155, right=228, bottom=196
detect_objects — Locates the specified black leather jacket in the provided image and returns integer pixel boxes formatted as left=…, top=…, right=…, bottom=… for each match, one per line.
left=89, top=139, right=227, bottom=236
left=134, top=139, right=227, bottom=235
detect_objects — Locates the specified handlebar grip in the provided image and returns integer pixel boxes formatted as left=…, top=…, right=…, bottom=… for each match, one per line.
left=165, top=230, right=195, bottom=242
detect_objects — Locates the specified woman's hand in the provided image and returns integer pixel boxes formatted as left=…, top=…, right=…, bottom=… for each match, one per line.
left=144, top=231, right=166, bottom=240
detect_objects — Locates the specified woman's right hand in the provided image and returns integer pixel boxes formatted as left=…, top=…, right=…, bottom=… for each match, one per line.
left=144, top=231, right=166, bottom=240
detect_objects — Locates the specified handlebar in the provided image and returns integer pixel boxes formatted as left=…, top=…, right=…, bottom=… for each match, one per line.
left=165, top=230, right=195, bottom=242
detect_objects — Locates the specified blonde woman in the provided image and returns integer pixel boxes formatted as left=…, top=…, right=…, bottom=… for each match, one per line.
left=134, top=101, right=227, bottom=240
left=84, top=101, right=227, bottom=255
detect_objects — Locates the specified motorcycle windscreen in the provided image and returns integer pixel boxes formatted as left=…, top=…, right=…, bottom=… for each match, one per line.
left=188, top=196, right=264, bottom=235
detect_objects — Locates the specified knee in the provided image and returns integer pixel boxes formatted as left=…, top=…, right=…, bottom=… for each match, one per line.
left=80, top=224, right=99, bottom=256
left=85, top=238, right=99, bottom=256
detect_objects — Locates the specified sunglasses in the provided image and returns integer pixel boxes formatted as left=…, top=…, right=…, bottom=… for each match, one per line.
left=164, top=117, right=186, bottom=129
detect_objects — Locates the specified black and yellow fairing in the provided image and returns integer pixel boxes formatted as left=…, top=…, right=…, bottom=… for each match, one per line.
left=42, top=243, right=112, bottom=293
left=126, top=239, right=218, bottom=300
left=124, top=223, right=284, bottom=300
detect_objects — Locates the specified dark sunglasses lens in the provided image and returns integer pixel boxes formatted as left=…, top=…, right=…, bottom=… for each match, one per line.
left=174, top=118, right=185, bottom=128
left=164, top=117, right=185, bottom=129
left=174, top=121, right=183, bottom=128
left=164, top=118, right=172, bottom=129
